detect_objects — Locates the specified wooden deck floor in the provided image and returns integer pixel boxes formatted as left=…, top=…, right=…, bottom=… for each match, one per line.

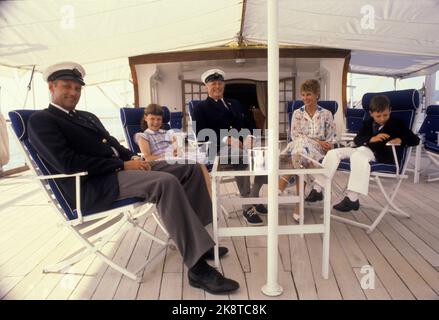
left=1, top=171, right=438, bottom=300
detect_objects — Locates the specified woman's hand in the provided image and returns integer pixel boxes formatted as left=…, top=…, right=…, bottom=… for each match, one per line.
left=317, top=140, right=332, bottom=152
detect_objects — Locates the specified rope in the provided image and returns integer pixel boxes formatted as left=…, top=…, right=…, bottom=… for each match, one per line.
left=22, top=65, right=35, bottom=108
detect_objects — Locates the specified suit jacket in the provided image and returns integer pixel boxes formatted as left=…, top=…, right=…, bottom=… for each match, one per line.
left=193, top=97, right=253, bottom=151
left=354, top=115, right=420, bottom=164
left=28, top=104, right=135, bottom=212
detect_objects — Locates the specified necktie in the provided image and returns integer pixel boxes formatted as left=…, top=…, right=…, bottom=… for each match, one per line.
left=372, top=122, right=380, bottom=135
left=69, top=110, right=98, bottom=131
left=221, top=99, right=230, bottom=110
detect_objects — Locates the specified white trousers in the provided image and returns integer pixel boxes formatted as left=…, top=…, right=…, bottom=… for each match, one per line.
left=315, top=146, right=376, bottom=195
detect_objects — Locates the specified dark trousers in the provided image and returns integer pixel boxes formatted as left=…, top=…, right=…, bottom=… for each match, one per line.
left=116, top=161, right=214, bottom=268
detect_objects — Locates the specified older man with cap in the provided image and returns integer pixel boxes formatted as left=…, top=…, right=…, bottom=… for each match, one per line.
left=27, top=62, right=239, bottom=295
left=193, top=68, right=267, bottom=226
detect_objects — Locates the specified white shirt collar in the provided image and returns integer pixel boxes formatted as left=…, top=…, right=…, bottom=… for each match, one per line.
left=145, top=128, right=166, bottom=134
left=51, top=103, right=72, bottom=114
left=209, top=96, right=224, bottom=103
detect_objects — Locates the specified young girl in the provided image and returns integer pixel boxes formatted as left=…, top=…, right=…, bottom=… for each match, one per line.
left=136, top=104, right=212, bottom=198
left=136, top=104, right=176, bottom=161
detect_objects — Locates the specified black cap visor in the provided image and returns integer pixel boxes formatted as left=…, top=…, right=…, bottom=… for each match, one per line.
left=205, top=73, right=224, bottom=83
left=48, top=68, right=85, bottom=85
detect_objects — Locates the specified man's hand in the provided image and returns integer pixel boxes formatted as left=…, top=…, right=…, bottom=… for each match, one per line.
left=123, top=159, right=151, bottom=171
left=369, top=133, right=390, bottom=143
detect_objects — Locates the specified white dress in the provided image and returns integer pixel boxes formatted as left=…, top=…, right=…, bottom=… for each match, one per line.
left=287, top=105, right=336, bottom=167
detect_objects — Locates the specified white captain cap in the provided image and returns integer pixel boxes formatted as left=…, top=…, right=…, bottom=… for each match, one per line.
left=43, top=61, right=86, bottom=85
left=201, top=69, right=225, bottom=84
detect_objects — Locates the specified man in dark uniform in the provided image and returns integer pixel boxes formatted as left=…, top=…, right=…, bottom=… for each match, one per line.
left=27, top=62, right=238, bottom=295
left=193, top=69, right=267, bottom=226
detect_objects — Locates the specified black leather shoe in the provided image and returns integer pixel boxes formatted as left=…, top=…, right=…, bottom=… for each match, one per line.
left=254, top=204, right=268, bottom=215
left=243, top=207, right=264, bottom=225
left=333, top=196, right=360, bottom=212
left=305, top=189, right=323, bottom=202
left=188, top=265, right=240, bottom=295
left=202, top=246, right=229, bottom=260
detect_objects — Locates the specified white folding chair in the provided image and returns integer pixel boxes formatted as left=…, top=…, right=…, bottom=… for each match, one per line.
left=339, top=108, right=366, bottom=147
left=416, top=105, right=439, bottom=182
left=332, top=89, right=420, bottom=234
left=9, top=110, right=171, bottom=282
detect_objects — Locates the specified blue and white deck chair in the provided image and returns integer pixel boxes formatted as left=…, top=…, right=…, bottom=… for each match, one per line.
left=345, top=108, right=366, bottom=134
left=333, top=89, right=420, bottom=234
left=170, top=111, right=183, bottom=129
left=418, top=105, right=439, bottom=182
left=8, top=110, right=171, bottom=282
left=286, top=100, right=338, bottom=142
left=188, top=100, right=201, bottom=143
left=120, top=106, right=171, bottom=154
left=339, top=108, right=367, bottom=146
left=283, top=100, right=338, bottom=192
left=121, top=105, right=209, bottom=162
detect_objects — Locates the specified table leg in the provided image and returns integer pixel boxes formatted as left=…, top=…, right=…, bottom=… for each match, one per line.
left=212, top=177, right=220, bottom=267
left=414, top=144, right=421, bottom=184
left=298, top=174, right=304, bottom=238
left=322, top=175, right=331, bottom=279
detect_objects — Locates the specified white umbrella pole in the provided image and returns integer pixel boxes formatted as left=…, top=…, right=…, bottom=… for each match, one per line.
left=261, top=0, right=282, bottom=297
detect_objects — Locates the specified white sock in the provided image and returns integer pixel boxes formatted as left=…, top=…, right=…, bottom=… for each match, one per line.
left=313, top=184, right=323, bottom=193
left=347, top=190, right=359, bottom=202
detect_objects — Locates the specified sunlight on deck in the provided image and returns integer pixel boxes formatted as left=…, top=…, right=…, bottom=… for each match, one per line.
left=1, top=171, right=439, bottom=300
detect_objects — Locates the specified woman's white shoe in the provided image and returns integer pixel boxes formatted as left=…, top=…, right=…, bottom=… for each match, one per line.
left=293, top=213, right=300, bottom=223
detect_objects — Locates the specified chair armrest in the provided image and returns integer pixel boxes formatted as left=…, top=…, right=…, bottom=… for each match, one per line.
left=31, top=171, right=88, bottom=222
left=333, top=135, right=354, bottom=148
left=342, top=133, right=357, bottom=138
left=385, top=142, right=401, bottom=146
left=299, top=153, right=324, bottom=168
left=35, top=171, right=88, bottom=180
left=339, top=133, right=356, bottom=146
left=187, top=139, right=211, bottom=148
left=339, top=136, right=354, bottom=142
left=10, top=171, right=88, bottom=181
left=416, top=133, right=425, bottom=143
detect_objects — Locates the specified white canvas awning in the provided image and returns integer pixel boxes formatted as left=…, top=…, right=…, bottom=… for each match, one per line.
left=1, top=0, right=439, bottom=82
